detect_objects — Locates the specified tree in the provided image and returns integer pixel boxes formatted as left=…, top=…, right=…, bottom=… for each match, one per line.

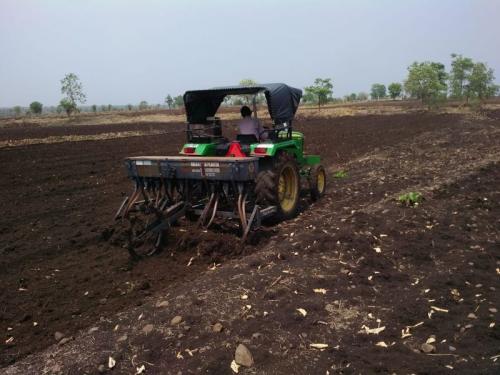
left=165, top=95, right=174, bottom=109
left=91, top=104, right=97, bottom=113
left=344, top=93, right=357, bottom=102
left=404, top=61, right=448, bottom=105
left=239, top=78, right=257, bottom=87
left=469, top=62, right=499, bottom=101
left=58, top=98, right=76, bottom=116
left=173, top=95, right=184, bottom=108
left=449, top=54, right=474, bottom=100
left=13, top=106, right=22, bottom=117
left=238, top=79, right=261, bottom=105
left=29, top=101, right=43, bottom=114
left=302, top=90, right=316, bottom=104
left=60, top=73, right=86, bottom=116
left=431, top=62, right=447, bottom=87
left=139, top=101, right=149, bottom=110
left=370, top=84, right=386, bottom=100
left=357, top=92, right=369, bottom=101
left=304, top=78, right=333, bottom=110
left=388, top=83, right=402, bottom=99
left=232, top=97, right=244, bottom=106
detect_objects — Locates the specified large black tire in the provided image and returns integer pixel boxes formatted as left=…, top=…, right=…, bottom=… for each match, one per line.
left=255, top=153, right=300, bottom=220
left=309, top=164, right=327, bottom=201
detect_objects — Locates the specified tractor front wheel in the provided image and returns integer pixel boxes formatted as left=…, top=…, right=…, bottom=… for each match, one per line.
left=309, top=164, right=326, bottom=201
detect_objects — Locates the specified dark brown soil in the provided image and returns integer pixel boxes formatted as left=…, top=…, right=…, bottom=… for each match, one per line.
left=0, top=122, right=181, bottom=141
left=1, top=111, right=499, bottom=374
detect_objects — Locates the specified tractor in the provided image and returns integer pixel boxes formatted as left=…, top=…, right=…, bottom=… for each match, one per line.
left=115, top=83, right=326, bottom=258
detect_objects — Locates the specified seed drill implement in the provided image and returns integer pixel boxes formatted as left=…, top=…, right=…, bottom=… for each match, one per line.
left=115, top=83, right=326, bottom=257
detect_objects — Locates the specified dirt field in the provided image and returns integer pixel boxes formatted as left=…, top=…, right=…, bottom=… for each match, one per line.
left=1, top=107, right=499, bottom=374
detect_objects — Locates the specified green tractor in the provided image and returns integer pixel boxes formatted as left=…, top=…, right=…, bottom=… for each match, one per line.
left=115, top=83, right=326, bottom=257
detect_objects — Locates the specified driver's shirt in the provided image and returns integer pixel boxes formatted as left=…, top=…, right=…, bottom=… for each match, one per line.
left=238, top=116, right=262, bottom=140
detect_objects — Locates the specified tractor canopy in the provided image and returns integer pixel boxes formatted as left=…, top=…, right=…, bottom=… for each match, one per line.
left=183, top=83, right=302, bottom=125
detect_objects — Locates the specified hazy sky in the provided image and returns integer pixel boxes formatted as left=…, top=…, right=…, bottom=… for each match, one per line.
left=1, top=0, right=499, bottom=107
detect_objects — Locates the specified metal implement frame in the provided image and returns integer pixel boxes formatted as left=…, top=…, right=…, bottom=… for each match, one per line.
left=115, top=156, right=272, bottom=257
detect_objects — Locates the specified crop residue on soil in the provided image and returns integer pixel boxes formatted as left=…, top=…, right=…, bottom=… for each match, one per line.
left=1, top=110, right=499, bottom=374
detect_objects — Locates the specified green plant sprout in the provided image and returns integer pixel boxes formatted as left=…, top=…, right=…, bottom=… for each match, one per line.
left=398, top=192, right=423, bottom=206
left=333, top=170, right=348, bottom=178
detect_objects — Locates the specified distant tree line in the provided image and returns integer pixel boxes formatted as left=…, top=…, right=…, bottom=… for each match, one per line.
left=301, top=53, right=498, bottom=108
left=3, top=54, right=498, bottom=118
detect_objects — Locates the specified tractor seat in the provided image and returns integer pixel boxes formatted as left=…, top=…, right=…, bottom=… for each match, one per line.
left=237, top=134, right=259, bottom=144
left=215, top=141, right=230, bottom=156
left=236, top=134, right=259, bottom=155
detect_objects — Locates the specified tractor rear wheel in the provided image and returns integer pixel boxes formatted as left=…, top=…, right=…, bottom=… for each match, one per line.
left=309, top=164, right=326, bottom=201
left=255, top=153, right=300, bottom=220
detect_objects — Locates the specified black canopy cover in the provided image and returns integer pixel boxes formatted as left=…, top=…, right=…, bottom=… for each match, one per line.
left=183, top=83, right=302, bottom=124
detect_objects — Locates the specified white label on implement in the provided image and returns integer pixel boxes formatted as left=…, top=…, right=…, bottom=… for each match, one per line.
left=190, top=161, right=221, bottom=176
left=190, top=161, right=220, bottom=168
left=136, top=160, right=153, bottom=165
left=205, top=168, right=220, bottom=173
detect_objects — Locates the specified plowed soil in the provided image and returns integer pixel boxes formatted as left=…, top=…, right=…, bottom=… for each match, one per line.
left=1, top=110, right=499, bottom=374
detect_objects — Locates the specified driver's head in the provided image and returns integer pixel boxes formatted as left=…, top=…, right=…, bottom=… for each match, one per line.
left=240, top=106, right=252, bottom=118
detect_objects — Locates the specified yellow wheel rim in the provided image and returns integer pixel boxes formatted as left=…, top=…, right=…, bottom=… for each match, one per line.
left=317, top=169, right=326, bottom=194
left=278, top=165, right=298, bottom=212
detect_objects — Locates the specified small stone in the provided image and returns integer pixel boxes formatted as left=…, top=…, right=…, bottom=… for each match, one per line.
left=58, top=337, right=72, bottom=345
left=488, top=308, right=497, bottom=313
left=449, top=345, right=456, bottom=352
left=142, top=324, right=154, bottom=334
left=50, top=364, right=63, bottom=374
left=251, top=332, right=262, bottom=340
left=420, top=343, right=435, bottom=353
left=235, top=344, right=254, bottom=367
left=467, top=313, right=477, bottom=319
left=54, top=331, right=65, bottom=341
left=117, top=334, right=128, bottom=343
left=98, top=364, right=106, bottom=373
left=88, top=327, right=99, bottom=334
left=99, top=298, right=107, bottom=305
left=212, top=322, right=223, bottom=332
left=171, top=316, right=183, bottom=325
left=156, top=300, right=169, bottom=308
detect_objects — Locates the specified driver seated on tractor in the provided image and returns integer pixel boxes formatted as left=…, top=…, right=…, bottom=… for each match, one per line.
left=237, top=105, right=266, bottom=142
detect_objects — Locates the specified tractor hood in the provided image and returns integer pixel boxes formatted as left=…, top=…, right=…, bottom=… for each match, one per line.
left=183, top=83, right=302, bottom=124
